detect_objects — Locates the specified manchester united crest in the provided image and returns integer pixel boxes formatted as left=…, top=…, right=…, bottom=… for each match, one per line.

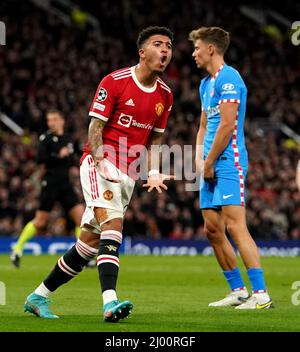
left=155, top=102, right=164, bottom=116
left=103, top=190, right=113, bottom=201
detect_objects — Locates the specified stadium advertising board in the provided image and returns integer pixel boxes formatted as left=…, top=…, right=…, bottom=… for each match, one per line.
left=1, top=237, right=300, bottom=257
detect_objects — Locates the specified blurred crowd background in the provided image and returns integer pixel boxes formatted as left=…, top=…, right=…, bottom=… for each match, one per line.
left=0, top=0, right=299, bottom=240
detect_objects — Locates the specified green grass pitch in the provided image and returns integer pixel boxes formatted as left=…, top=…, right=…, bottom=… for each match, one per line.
left=0, top=254, right=300, bottom=332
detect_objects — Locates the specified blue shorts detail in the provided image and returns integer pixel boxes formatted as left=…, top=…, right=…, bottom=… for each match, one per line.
left=199, top=169, right=247, bottom=209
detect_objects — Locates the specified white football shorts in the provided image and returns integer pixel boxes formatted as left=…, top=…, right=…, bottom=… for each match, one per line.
left=80, top=155, right=135, bottom=234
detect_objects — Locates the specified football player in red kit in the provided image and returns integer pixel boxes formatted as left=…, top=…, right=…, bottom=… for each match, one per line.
left=24, top=26, right=174, bottom=322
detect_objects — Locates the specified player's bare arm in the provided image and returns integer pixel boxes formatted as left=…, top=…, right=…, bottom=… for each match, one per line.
left=195, top=110, right=207, bottom=175
left=88, top=117, right=106, bottom=164
left=204, top=102, right=237, bottom=181
left=88, top=117, right=120, bottom=182
left=143, top=131, right=175, bottom=193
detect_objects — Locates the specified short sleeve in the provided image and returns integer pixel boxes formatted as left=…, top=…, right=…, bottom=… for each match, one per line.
left=89, top=75, right=117, bottom=122
left=153, top=92, right=173, bottom=133
left=216, top=69, right=242, bottom=105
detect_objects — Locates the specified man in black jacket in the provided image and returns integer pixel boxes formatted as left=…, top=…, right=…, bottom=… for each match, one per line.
left=10, top=109, right=84, bottom=267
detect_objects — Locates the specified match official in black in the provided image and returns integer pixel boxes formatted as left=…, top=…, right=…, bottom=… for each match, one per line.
left=11, top=109, right=84, bottom=267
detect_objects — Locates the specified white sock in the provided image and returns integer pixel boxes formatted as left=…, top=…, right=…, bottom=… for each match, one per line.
left=34, top=282, right=51, bottom=298
left=102, top=289, right=118, bottom=305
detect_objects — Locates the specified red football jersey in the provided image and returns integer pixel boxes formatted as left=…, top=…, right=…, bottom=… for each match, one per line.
left=81, top=66, right=173, bottom=177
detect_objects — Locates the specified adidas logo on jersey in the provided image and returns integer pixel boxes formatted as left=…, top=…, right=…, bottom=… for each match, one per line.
left=125, top=98, right=135, bottom=106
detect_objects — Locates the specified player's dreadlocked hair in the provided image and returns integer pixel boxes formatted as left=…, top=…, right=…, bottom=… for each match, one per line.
left=136, top=26, right=174, bottom=49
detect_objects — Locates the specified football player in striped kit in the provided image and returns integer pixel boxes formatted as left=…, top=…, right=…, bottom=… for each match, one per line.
left=23, top=26, right=174, bottom=322
left=190, top=27, right=273, bottom=309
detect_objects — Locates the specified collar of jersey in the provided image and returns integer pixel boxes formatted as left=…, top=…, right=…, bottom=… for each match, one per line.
left=210, top=63, right=225, bottom=82
left=131, top=65, right=157, bottom=93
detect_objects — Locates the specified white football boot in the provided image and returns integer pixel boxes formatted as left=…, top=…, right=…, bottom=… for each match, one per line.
left=235, top=292, right=274, bottom=310
left=209, top=288, right=250, bottom=307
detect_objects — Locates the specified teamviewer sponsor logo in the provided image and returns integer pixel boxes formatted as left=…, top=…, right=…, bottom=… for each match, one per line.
left=117, top=114, right=153, bottom=130
left=132, top=120, right=153, bottom=130
left=117, top=113, right=133, bottom=128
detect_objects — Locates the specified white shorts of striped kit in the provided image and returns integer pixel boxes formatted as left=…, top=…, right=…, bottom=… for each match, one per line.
left=80, top=155, right=135, bottom=233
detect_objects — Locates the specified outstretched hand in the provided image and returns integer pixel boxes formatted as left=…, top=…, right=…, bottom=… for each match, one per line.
left=142, top=173, right=176, bottom=193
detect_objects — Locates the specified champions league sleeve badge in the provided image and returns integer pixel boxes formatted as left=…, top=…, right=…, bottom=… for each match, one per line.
left=97, top=88, right=108, bottom=102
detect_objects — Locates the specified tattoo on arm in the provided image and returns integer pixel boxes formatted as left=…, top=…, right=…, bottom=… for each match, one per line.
left=88, top=118, right=106, bottom=165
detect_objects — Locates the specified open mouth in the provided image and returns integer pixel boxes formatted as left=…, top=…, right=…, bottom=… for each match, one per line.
left=160, top=56, right=167, bottom=66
